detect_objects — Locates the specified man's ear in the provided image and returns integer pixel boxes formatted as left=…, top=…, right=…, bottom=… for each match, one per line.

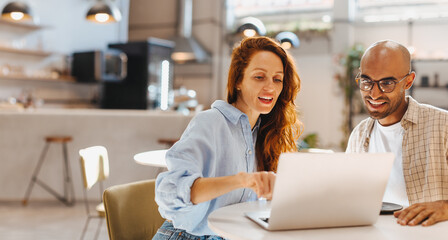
left=404, top=72, right=416, bottom=90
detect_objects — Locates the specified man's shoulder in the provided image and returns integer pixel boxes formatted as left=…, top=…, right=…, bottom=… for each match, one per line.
left=346, top=116, right=372, bottom=152
left=418, top=103, right=448, bottom=117
left=352, top=117, right=374, bottom=132
left=411, top=99, right=448, bottom=120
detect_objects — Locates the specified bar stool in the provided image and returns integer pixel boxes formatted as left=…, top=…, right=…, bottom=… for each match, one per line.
left=157, top=138, right=179, bottom=148
left=22, top=136, right=75, bottom=206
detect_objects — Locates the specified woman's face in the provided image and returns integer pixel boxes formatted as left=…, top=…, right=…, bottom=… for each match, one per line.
left=234, top=51, right=284, bottom=122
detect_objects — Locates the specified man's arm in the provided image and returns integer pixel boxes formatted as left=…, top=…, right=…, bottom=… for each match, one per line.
left=393, top=200, right=448, bottom=226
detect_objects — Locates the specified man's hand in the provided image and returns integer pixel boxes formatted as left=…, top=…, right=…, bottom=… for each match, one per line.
left=237, top=171, right=276, bottom=200
left=393, top=200, right=448, bottom=226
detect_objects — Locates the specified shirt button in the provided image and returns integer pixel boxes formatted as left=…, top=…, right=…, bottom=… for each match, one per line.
left=248, top=150, right=252, bottom=154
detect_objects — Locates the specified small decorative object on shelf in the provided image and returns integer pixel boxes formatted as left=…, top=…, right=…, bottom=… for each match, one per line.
left=421, top=75, right=429, bottom=87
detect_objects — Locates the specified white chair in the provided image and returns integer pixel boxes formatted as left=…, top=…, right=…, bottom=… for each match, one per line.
left=79, top=146, right=109, bottom=240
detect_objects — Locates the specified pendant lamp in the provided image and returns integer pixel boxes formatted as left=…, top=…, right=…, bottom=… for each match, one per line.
left=1, top=1, right=32, bottom=22
left=275, top=31, right=300, bottom=50
left=86, top=0, right=121, bottom=23
left=236, top=17, right=266, bottom=38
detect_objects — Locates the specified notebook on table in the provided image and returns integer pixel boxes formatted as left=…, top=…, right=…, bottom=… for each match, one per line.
left=245, top=152, right=394, bottom=231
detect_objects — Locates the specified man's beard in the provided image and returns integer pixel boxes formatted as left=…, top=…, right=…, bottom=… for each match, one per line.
left=364, top=96, right=401, bottom=120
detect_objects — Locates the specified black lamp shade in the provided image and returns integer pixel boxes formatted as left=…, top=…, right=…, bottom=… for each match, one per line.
left=1, top=2, right=32, bottom=21
left=86, top=2, right=121, bottom=23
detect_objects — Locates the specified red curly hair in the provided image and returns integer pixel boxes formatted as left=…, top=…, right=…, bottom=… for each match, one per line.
left=227, top=37, right=302, bottom=172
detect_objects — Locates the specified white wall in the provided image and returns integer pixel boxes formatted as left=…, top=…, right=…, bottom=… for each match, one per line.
left=294, top=53, right=345, bottom=150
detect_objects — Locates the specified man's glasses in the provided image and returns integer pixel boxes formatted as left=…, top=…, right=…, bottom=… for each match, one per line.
left=355, top=72, right=410, bottom=93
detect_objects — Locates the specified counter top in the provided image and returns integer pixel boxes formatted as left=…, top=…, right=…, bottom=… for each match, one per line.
left=0, top=108, right=194, bottom=201
left=0, top=108, right=196, bottom=117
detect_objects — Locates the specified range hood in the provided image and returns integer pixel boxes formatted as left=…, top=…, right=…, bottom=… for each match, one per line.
left=171, top=0, right=209, bottom=63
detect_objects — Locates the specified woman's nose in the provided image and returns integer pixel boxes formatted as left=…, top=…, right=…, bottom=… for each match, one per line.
left=263, top=80, right=275, bottom=90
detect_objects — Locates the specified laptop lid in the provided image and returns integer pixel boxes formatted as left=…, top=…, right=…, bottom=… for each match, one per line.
left=246, top=152, right=394, bottom=231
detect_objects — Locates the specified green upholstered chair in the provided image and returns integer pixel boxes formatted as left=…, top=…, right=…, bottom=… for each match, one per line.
left=103, top=179, right=165, bottom=240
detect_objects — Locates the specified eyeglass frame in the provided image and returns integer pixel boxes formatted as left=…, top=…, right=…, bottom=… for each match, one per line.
left=355, top=72, right=411, bottom=93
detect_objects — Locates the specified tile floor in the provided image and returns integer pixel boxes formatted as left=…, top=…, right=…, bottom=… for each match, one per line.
left=0, top=201, right=109, bottom=240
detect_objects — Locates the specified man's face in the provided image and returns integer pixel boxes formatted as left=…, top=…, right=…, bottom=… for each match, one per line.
left=359, top=49, right=413, bottom=126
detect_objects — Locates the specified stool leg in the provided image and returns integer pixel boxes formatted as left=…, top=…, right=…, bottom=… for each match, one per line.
left=22, top=142, right=50, bottom=206
left=62, top=142, right=75, bottom=206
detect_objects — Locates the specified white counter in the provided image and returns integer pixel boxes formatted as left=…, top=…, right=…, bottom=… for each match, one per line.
left=0, top=109, right=194, bottom=201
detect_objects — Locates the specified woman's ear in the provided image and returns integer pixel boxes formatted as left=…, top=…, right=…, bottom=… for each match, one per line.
left=236, top=82, right=241, bottom=91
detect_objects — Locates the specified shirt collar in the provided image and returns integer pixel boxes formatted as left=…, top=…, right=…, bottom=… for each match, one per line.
left=252, top=117, right=261, bottom=132
left=401, top=95, right=419, bottom=125
left=211, top=100, right=246, bottom=125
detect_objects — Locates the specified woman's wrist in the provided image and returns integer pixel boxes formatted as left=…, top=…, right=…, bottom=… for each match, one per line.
left=235, top=172, right=249, bottom=188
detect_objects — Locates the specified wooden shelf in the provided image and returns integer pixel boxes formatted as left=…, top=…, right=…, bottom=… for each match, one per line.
left=0, top=19, right=43, bottom=31
left=174, top=62, right=213, bottom=77
left=0, top=46, right=52, bottom=57
left=0, top=75, right=76, bottom=83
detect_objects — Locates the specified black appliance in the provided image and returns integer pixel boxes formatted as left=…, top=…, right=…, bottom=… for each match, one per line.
left=71, top=49, right=127, bottom=83
left=101, top=38, right=175, bottom=109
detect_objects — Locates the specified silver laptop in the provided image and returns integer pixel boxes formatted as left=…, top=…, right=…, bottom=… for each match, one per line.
left=245, top=152, right=394, bottom=231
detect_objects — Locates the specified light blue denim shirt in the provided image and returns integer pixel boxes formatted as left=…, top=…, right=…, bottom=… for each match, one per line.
left=155, top=100, right=259, bottom=236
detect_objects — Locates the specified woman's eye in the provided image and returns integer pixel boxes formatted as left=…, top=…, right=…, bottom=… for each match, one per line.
left=275, top=78, right=283, bottom=82
left=254, top=76, right=264, bottom=80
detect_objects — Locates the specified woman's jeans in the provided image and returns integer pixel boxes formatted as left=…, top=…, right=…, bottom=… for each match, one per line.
left=153, top=221, right=225, bottom=240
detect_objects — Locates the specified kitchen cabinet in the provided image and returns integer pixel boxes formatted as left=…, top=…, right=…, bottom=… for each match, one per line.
left=0, top=19, right=73, bottom=83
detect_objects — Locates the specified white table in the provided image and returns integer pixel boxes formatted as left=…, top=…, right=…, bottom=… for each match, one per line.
left=208, top=201, right=448, bottom=240
left=133, top=149, right=168, bottom=168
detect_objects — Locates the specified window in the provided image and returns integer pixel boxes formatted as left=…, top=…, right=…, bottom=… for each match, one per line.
left=228, top=0, right=334, bottom=32
left=356, top=0, right=448, bottom=22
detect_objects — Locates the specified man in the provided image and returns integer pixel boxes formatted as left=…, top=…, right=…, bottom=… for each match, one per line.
left=346, top=40, right=448, bottom=226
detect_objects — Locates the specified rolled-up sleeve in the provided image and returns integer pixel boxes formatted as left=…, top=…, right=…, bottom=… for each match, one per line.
left=154, top=113, right=216, bottom=232
left=155, top=168, right=210, bottom=231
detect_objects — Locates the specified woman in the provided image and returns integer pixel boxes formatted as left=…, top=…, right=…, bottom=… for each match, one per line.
left=153, top=36, right=302, bottom=239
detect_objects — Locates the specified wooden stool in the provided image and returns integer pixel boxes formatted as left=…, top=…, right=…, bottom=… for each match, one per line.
left=157, top=138, right=179, bottom=148
left=22, top=136, right=75, bottom=206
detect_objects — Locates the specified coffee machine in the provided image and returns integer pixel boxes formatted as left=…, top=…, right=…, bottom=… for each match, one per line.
left=101, top=38, right=175, bottom=109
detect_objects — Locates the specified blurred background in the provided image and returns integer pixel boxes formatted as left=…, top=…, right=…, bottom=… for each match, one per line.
left=1, top=1, right=448, bottom=238
left=1, top=0, right=447, bottom=150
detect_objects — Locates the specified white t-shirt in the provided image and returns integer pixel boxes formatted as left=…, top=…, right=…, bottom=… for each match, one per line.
left=368, top=120, right=410, bottom=207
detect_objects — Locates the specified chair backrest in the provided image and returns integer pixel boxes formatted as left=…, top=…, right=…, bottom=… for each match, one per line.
left=103, top=179, right=165, bottom=240
left=79, top=146, right=110, bottom=190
